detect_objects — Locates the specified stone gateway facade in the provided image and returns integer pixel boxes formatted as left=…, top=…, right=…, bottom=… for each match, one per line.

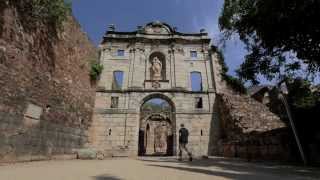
left=90, top=21, right=223, bottom=157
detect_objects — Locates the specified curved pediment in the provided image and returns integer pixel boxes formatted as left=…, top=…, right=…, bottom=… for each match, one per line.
left=144, top=21, right=174, bottom=35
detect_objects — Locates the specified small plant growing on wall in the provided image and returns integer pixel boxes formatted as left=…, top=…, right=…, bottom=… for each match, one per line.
left=90, top=60, right=104, bottom=81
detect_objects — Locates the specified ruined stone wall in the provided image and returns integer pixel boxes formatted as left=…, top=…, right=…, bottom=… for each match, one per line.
left=0, top=4, right=96, bottom=162
left=214, top=93, right=296, bottom=161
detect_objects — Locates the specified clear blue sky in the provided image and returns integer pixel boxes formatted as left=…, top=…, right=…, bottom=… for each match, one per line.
left=72, top=0, right=246, bottom=76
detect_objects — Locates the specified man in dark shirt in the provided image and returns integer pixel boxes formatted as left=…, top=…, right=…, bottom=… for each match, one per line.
left=178, top=124, right=192, bottom=161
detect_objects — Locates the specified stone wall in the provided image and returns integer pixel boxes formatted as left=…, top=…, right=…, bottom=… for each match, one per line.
left=214, top=93, right=297, bottom=161
left=91, top=91, right=216, bottom=157
left=0, top=4, right=96, bottom=162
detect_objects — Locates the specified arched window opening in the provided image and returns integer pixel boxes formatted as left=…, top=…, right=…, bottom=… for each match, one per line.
left=191, top=72, right=203, bottom=91
left=112, top=71, right=124, bottom=90
left=141, top=98, right=172, bottom=113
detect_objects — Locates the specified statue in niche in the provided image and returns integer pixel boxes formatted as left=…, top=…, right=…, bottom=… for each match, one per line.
left=151, top=56, right=162, bottom=80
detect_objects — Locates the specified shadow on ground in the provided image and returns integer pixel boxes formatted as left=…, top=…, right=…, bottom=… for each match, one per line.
left=93, top=174, right=123, bottom=180
left=140, top=157, right=320, bottom=180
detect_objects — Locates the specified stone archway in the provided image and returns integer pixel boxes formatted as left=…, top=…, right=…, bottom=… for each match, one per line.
left=138, top=94, right=175, bottom=156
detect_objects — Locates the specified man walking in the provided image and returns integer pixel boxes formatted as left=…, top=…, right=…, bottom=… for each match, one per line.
left=178, top=124, right=192, bottom=161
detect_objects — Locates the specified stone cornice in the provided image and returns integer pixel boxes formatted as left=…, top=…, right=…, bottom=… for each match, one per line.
left=94, top=108, right=217, bottom=115
left=96, top=88, right=216, bottom=94
left=102, top=32, right=211, bottom=44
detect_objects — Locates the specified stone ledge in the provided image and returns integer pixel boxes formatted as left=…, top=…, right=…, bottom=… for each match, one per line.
left=0, top=154, right=78, bottom=163
left=94, top=108, right=217, bottom=115
left=144, top=80, right=170, bottom=83
left=96, top=88, right=216, bottom=94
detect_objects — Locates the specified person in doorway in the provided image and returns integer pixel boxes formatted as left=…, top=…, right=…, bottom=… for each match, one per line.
left=178, top=124, right=192, bottom=161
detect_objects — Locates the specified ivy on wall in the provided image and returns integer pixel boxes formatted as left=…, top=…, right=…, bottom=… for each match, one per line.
left=212, top=46, right=247, bottom=94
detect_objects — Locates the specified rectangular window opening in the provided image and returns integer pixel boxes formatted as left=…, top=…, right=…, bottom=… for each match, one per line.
left=112, top=71, right=124, bottom=90
left=117, top=49, right=125, bottom=57
left=195, top=97, right=203, bottom=109
left=190, top=51, right=197, bottom=59
left=110, top=97, right=119, bottom=108
left=191, top=72, right=203, bottom=91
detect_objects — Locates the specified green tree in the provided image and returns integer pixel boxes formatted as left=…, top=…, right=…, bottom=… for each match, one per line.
left=287, top=78, right=320, bottom=109
left=219, top=0, right=320, bottom=84
left=285, top=78, right=320, bottom=162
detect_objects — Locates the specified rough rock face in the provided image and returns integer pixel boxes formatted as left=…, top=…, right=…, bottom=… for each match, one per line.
left=219, top=94, right=286, bottom=134
left=215, top=93, right=296, bottom=161
left=0, top=4, right=96, bottom=162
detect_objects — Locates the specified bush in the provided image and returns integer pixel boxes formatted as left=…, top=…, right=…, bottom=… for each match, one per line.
left=90, top=61, right=104, bottom=81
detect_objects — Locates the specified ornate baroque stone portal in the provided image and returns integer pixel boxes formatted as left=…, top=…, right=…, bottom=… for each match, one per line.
left=94, top=21, right=218, bottom=158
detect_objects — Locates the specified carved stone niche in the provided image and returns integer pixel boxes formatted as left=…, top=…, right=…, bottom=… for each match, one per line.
left=149, top=52, right=166, bottom=81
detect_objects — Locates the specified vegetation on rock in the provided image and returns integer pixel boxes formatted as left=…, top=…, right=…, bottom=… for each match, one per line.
left=3, top=0, right=72, bottom=31
left=213, top=46, right=247, bottom=94
left=31, top=0, right=72, bottom=29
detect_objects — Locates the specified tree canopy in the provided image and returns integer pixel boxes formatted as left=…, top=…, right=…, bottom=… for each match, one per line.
left=219, top=0, right=320, bottom=84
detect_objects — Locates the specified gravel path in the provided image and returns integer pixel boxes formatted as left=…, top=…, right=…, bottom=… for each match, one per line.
left=0, top=157, right=319, bottom=180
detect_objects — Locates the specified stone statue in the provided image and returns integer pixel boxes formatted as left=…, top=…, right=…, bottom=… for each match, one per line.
left=151, top=57, right=162, bottom=80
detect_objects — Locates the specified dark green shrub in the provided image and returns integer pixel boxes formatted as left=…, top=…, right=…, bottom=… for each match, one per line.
left=90, top=61, right=104, bottom=81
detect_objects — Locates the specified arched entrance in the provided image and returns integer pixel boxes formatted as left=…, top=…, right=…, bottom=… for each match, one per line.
left=138, top=94, right=175, bottom=156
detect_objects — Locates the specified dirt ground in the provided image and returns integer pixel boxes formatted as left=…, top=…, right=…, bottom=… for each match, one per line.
left=0, top=157, right=319, bottom=180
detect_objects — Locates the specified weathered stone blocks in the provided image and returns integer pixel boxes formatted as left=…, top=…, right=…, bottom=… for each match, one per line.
left=0, top=5, right=96, bottom=162
left=215, top=93, right=293, bottom=161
